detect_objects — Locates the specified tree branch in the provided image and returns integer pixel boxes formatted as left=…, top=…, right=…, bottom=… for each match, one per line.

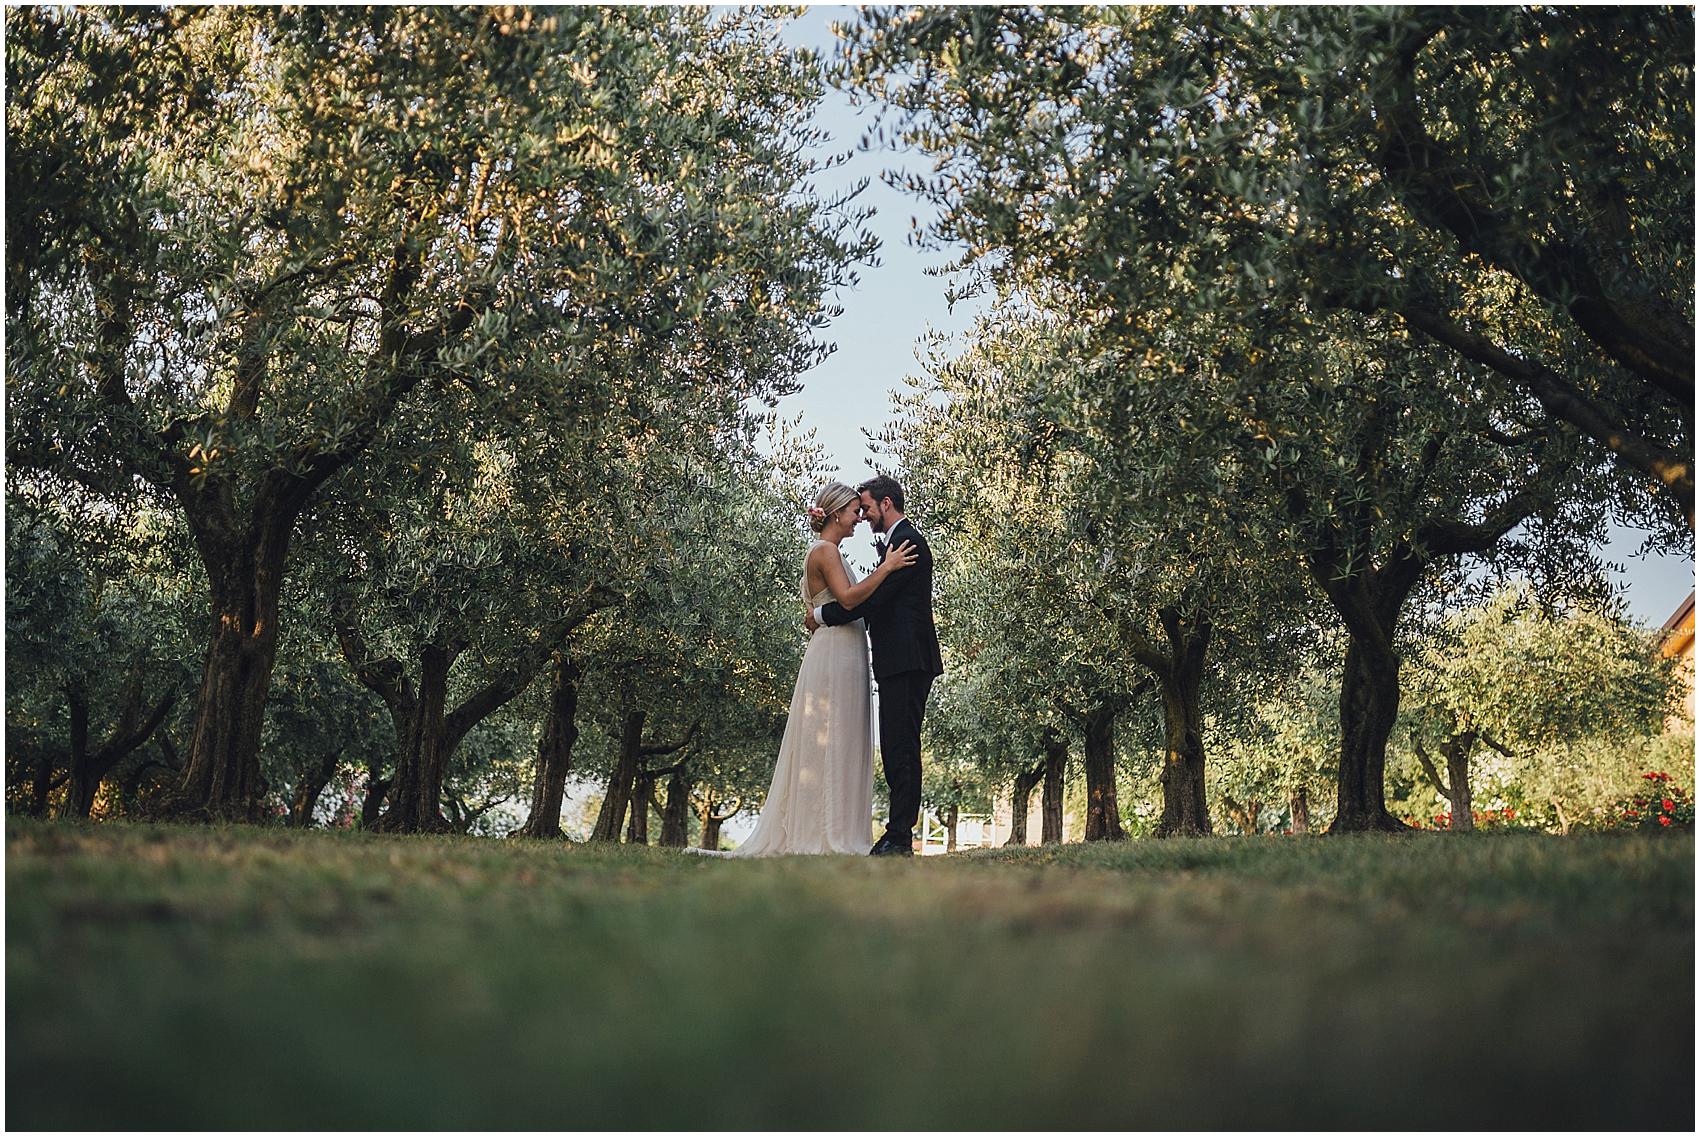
left=1410, top=735, right=1451, bottom=798
left=240, top=253, right=360, bottom=313
left=1478, top=733, right=1518, bottom=759
left=442, top=587, right=622, bottom=753
left=1014, top=758, right=1047, bottom=790
left=225, top=312, right=268, bottom=421
left=1397, top=302, right=1692, bottom=527
left=1372, top=25, right=1694, bottom=402
left=1121, top=623, right=1172, bottom=678
left=644, top=746, right=696, bottom=781
left=4, top=447, right=151, bottom=501
left=444, top=786, right=511, bottom=832
left=83, top=253, right=184, bottom=489
left=1403, top=430, right=1448, bottom=504
left=91, top=684, right=177, bottom=770
left=639, top=718, right=702, bottom=758
left=1479, top=424, right=1551, bottom=449
left=331, top=609, right=414, bottom=727
left=1415, top=440, right=1567, bottom=557
left=274, top=283, right=497, bottom=520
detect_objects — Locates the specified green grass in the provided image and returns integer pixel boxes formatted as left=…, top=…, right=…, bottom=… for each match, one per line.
left=7, top=820, right=1693, bottom=1129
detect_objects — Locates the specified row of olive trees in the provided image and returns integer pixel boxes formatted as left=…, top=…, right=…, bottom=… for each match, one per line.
left=5, top=6, right=869, bottom=834
left=895, top=302, right=1665, bottom=836
left=6, top=460, right=811, bottom=844
left=1205, top=592, right=1686, bottom=837
left=845, top=5, right=1690, bottom=833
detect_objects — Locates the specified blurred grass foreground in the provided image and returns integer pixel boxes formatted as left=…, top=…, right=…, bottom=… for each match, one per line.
left=7, top=819, right=1693, bottom=1129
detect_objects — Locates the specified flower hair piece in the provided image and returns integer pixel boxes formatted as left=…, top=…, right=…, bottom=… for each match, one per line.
left=806, top=505, right=827, bottom=519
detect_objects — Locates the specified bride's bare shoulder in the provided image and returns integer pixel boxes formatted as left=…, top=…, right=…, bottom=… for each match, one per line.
left=803, top=540, right=841, bottom=578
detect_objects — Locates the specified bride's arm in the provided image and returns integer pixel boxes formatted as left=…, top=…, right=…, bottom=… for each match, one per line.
left=810, top=541, right=917, bottom=612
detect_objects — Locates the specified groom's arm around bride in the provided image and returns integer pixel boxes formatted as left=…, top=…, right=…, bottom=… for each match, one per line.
left=812, top=480, right=942, bottom=681
left=815, top=518, right=934, bottom=664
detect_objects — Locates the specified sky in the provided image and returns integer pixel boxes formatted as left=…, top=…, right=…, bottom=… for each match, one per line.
left=767, top=8, right=988, bottom=572
left=769, top=7, right=1694, bottom=629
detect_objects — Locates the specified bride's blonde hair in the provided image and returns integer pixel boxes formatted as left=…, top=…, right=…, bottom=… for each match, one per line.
left=808, top=481, right=859, bottom=534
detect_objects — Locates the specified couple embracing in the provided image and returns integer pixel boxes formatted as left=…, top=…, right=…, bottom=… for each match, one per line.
left=727, top=475, right=942, bottom=858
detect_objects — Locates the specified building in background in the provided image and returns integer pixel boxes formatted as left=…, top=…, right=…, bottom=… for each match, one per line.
left=1659, top=591, right=1694, bottom=734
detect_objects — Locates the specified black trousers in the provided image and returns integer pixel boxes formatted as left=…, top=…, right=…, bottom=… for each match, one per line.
left=877, top=668, right=934, bottom=842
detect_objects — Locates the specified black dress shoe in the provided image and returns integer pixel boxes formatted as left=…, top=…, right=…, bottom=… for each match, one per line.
left=869, top=836, right=913, bottom=857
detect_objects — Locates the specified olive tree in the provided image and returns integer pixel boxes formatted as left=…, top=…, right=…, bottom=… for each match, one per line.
left=5, top=482, right=197, bottom=818
left=7, top=6, right=871, bottom=821
left=839, top=5, right=1691, bottom=526
left=838, top=6, right=1671, bottom=830
left=581, top=442, right=820, bottom=846
left=893, top=310, right=1319, bottom=836
left=1401, top=584, right=1679, bottom=831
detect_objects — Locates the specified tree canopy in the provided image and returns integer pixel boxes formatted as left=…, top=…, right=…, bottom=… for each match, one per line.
left=7, top=6, right=873, bottom=824
left=6, top=6, right=1688, bottom=845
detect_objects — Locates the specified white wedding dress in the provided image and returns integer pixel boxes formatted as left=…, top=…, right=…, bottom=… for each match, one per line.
left=723, top=541, right=876, bottom=856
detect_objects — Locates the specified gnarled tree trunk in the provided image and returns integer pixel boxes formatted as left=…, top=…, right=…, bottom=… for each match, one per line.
left=696, top=786, right=740, bottom=851
left=360, top=763, right=391, bottom=828
left=443, top=786, right=507, bottom=834
left=1156, top=681, right=1210, bottom=837
left=1313, top=546, right=1424, bottom=834
left=61, top=671, right=177, bottom=820
left=113, top=730, right=181, bottom=818
left=373, top=643, right=457, bottom=834
left=176, top=564, right=282, bottom=820
left=591, top=710, right=698, bottom=844
left=174, top=565, right=283, bottom=819
left=592, top=711, right=645, bottom=843
left=514, top=655, right=582, bottom=839
left=1040, top=733, right=1066, bottom=845
left=1006, top=760, right=1045, bottom=846
left=1289, top=785, right=1311, bottom=835
left=289, top=747, right=343, bottom=828
left=1413, top=732, right=1478, bottom=832
left=1221, top=793, right=1265, bottom=836
left=1332, top=628, right=1410, bottom=833
left=627, top=768, right=657, bottom=845
left=1140, top=609, right=1212, bottom=838
left=339, top=601, right=608, bottom=836
left=658, top=764, right=692, bottom=848
left=167, top=494, right=305, bottom=822
left=1082, top=702, right=1124, bottom=841
left=1446, top=742, right=1474, bottom=831
left=1293, top=442, right=1539, bottom=832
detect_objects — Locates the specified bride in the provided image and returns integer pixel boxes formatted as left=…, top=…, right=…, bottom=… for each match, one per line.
left=720, top=481, right=916, bottom=856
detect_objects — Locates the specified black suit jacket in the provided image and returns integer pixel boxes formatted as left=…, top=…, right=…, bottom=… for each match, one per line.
left=819, top=518, right=944, bottom=681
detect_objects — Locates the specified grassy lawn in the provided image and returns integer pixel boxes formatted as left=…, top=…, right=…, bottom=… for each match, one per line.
left=6, top=819, right=1692, bottom=1129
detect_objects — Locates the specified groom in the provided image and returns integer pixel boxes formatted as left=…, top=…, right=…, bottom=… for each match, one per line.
left=807, top=475, right=943, bottom=856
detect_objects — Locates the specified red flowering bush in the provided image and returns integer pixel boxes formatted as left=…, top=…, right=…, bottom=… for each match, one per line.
left=1472, top=807, right=1519, bottom=830
left=1606, top=773, right=1694, bottom=831
left=1406, top=806, right=1519, bottom=831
